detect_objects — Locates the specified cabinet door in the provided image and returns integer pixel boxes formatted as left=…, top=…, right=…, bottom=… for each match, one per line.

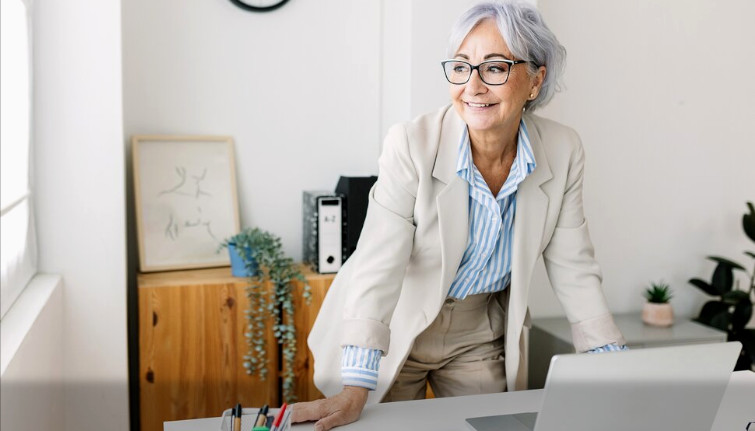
left=291, top=275, right=331, bottom=402
left=139, top=281, right=278, bottom=431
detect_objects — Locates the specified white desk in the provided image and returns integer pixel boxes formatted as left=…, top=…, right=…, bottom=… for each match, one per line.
left=165, top=371, right=753, bottom=431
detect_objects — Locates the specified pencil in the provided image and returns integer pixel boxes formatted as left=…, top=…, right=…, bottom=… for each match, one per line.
left=254, top=404, right=269, bottom=428
left=232, top=403, right=242, bottom=431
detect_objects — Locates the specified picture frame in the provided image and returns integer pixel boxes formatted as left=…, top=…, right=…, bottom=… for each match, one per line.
left=132, top=135, right=241, bottom=272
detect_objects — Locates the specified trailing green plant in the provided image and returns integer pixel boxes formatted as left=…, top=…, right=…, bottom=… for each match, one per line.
left=644, top=281, right=672, bottom=304
left=689, top=201, right=755, bottom=371
left=220, top=227, right=311, bottom=402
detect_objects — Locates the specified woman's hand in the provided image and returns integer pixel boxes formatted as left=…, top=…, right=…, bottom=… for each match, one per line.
left=292, top=386, right=369, bottom=431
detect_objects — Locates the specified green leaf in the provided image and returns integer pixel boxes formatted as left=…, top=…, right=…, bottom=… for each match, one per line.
left=723, top=290, right=750, bottom=304
left=707, top=256, right=746, bottom=271
left=710, top=311, right=731, bottom=331
left=226, top=226, right=309, bottom=384
left=697, top=300, right=730, bottom=330
left=644, top=282, right=672, bottom=303
left=732, top=299, right=753, bottom=332
left=732, top=329, right=755, bottom=364
left=688, top=278, right=719, bottom=296
left=744, top=202, right=755, bottom=242
left=711, top=262, right=735, bottom=295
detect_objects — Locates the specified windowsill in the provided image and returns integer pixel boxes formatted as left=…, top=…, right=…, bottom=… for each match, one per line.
left=0, top=274, right=62, bottom=376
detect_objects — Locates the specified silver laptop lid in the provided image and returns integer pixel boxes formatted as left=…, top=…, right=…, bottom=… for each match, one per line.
left=534, top=341, right=741, bottom=431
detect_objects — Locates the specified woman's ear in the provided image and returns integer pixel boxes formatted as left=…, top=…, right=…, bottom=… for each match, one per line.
left=532, top=65, right=546, bottom=98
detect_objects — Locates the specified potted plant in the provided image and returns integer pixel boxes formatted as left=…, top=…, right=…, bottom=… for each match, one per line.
left=642, top=281, right=674, bottom=327
left=220, top=227, right=311, bottom=402
left=689, top=201, right=755, bottom=371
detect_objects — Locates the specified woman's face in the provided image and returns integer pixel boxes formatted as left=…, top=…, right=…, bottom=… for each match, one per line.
left=450, top=19, right=545, bottom=137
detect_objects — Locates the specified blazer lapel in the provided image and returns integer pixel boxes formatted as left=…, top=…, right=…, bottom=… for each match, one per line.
left=431, top=110, right=553, bottom=319
left=509, top=114, right=553, bottom=334
left=434, top=108, right=469, bottom=302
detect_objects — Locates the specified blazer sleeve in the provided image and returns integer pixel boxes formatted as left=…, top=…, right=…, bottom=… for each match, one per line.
left=339, top=123, right=419, bottom=355
left=541, top=133, right=626, bottom=352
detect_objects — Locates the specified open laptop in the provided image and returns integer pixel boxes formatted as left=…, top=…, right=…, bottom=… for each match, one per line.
left=465, top=342, right=741, bottom=431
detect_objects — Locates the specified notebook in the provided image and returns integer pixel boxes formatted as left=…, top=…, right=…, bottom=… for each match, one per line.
left=465, top=342, right=741, bottom=431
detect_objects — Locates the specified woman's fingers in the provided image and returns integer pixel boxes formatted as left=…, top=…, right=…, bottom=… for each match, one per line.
left=291, top=386, right=369, bottom=430
left=291, top=399, right=326, bottom=423
left=315, top=410, right=350, bottom=431
left=292, top=398, right=350, bottom=431
left=313, top=398, right=362, bottom=431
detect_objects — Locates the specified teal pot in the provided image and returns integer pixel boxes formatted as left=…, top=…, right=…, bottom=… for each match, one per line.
left=227, top=242, right=258, bottom=277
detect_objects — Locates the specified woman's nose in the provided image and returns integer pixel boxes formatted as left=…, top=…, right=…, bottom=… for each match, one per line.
left=465, top=69, right=487, bottom=94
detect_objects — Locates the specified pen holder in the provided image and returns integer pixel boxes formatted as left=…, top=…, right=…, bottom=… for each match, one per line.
left=219, top=407, right=291, bottom=431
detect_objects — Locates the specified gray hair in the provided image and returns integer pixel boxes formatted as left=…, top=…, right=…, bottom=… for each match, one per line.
left=447, top=1, right=566, bottom=111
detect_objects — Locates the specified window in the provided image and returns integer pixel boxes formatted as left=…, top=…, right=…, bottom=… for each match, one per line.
left=1, top=0, right=37, bottom=319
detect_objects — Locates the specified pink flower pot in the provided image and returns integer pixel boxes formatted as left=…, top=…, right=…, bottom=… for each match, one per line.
left=642, top=302, right=674, bottom=327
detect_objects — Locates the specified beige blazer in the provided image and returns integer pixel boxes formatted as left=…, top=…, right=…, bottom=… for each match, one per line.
left=308, top=105, right=625, bottom=404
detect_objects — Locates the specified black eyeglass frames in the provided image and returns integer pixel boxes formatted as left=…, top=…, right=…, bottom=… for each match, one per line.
left=441, top=59, right=529, bottom=86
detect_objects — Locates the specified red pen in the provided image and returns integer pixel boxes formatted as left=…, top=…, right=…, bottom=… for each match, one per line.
left=270, top=403, right=287, bottom=431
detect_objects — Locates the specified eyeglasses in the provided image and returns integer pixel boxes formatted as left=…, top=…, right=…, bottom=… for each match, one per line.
left=441, top=59, right=528, bottom=86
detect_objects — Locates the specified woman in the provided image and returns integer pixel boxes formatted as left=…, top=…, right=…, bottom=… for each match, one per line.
left=294, top=2, right=625, bottom=430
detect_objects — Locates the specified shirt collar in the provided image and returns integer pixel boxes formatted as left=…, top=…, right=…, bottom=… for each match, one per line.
left=456, top=120, right=537, bottom=185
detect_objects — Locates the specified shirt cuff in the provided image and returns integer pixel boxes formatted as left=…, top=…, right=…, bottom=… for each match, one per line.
left=587, top=343, right=628, bottom=353
left=341, top=345, right=382, bottom=390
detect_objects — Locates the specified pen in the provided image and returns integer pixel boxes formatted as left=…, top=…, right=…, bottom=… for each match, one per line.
left=279, top=408, right=292, bottom=430
left=233, top=403, right=242, bottom=431
left=270, top=403, right=287, bottom=431
left=254, top=404, right=269, bottom=428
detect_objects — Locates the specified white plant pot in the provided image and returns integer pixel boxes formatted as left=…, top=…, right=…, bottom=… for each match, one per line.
left=642, top=302, right=674, bottom=327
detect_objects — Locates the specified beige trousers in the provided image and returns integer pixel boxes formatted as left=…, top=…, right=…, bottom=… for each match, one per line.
left=383, top=291, right=507, bottom=402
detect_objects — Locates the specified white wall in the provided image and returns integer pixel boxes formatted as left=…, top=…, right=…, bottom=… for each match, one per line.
left=408, top=0, right=477, bottom=119
left=122, top=0, right=491, bottom=261
left=123, top=0, right=383, bottom=261
left=34, top=0, right=129, bottom=429
left=9, top=2, right=749, bottom=429
left=1, top=277, right=64, bottom=431
left=380, top=0, right=413, bottom=139
left=530, top=0, right=755, bottom=319
left=380, top=0, right=475, bottom=137
left=124, top=0, right=753, bottom=321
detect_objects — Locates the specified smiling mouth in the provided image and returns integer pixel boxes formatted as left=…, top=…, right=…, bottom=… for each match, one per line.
left=466, top=102, right=496, bottom=108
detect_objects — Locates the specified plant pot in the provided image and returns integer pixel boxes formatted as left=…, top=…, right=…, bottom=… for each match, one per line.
left=227, top=242, right=258, bottom=277
left=642, top=302, right=674, bottom=327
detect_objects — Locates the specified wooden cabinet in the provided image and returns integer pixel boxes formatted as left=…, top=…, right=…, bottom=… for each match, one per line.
left=290, top=270, right=333, bottom=403
left=138, top=267, right=333, bottom=431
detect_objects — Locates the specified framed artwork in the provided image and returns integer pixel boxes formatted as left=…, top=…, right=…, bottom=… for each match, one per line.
left=132, top=135, right=241, bottom=272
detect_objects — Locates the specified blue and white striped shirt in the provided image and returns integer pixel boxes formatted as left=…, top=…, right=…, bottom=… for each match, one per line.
left=341, top=121, right=625, bottom=390
left=447, top=122, right=536, bottom=299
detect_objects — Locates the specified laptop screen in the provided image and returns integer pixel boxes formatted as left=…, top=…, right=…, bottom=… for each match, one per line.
left=466, top=342, right=740, bottom=431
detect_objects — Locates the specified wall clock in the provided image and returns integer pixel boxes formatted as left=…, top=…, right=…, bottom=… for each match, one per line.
left=228, top=0, right=289, bottom=12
